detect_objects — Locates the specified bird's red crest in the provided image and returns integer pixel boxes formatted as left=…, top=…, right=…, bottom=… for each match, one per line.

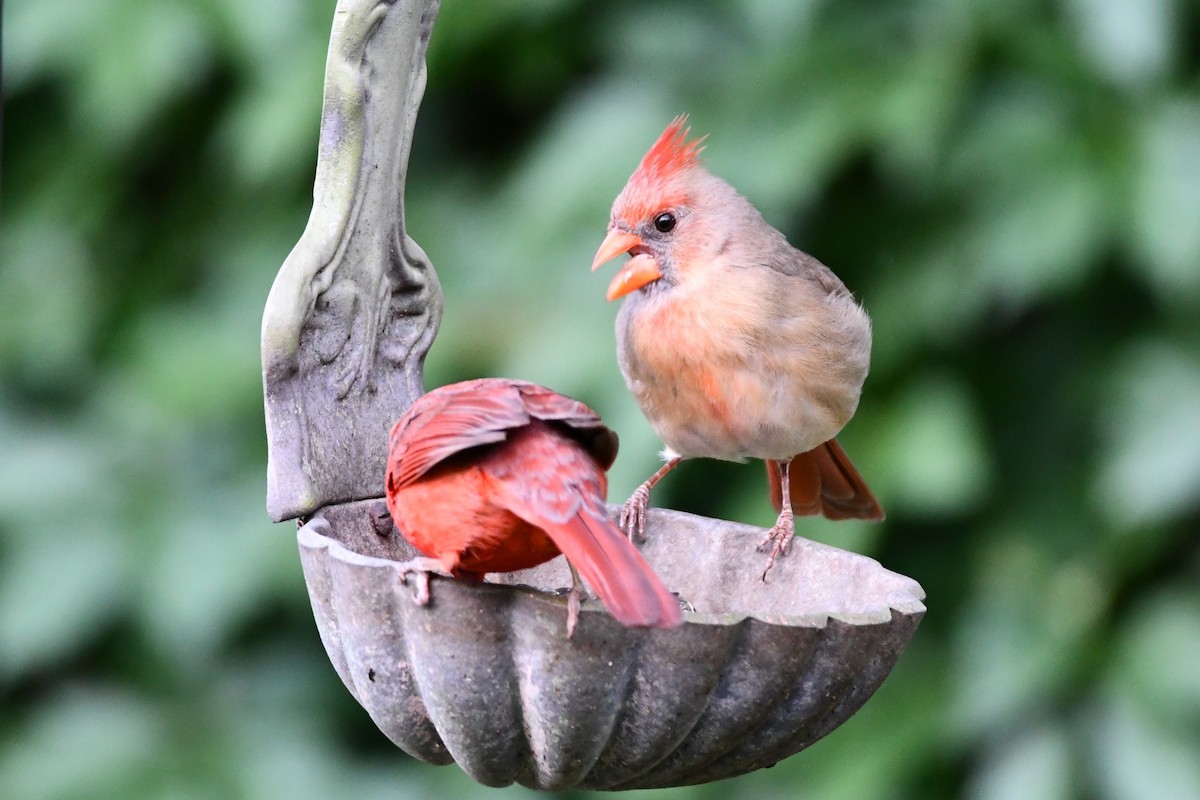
left=631, top=115, right=706, bottom=188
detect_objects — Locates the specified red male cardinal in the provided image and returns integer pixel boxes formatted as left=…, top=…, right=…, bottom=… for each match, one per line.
left=591, top=117, right=884, bottom=579
left=384, top=378, right=682, bottom=635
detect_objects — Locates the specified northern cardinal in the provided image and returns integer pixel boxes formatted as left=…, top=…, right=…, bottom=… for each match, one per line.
left=591, top=117, right=884, bottom=579
left=384, top=377, right=682, bottom=635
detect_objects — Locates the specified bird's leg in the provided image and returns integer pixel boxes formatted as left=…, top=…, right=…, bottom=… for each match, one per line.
left=759, top=458, right=796, bottom=581
left=620, top=456, right=683, bottom=542
left=565, top=563, right=587, bottom=639
left=394, top=557, right=451, bottom=606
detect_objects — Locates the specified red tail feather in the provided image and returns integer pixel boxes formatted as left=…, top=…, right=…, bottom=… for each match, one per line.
left=542, top=504, right=682, bottom=629
left=767, top=439, right=884, bottom=521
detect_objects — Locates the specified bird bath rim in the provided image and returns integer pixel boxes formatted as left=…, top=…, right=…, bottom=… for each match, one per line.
left=300, top=501, right=926, bottom=631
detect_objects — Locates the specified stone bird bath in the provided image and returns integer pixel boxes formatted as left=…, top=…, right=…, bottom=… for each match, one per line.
left=262, top=0, right=925, bottom=790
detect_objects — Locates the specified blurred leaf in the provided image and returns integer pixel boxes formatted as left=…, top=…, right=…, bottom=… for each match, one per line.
left=1094, top=341, right=1200, bottom=527
left=0, top=413, right=110, bottom=521
left=2, top=0, right=112, bottom=91
left=874, top=21, right=971, bottom=179
left=214, top=47, right=326, bottom=188
left=967, top=723, right=1073, bottom=800
left=947, top=84, right=1112, bottom=310
left=866, top=245, right=979, bottom=378
left=870, top=374, right=992, bottom=516
left=72, top=0, right=215, bottom=148
left=1112, top=587, right=1200, bottom=727
left=0, top=525, right=130, bottom=680
left=207, top=0, right=317, bottom=57
left=1086, top=689, right=1200, bottom=800
left=963, top=160, right=1107, bottom=311
left=1130, top=99, right=1200, bottom=303
left=0, top=414, right=132, bottom=680
left=0, top=687, right=166, bottom=800
left=5, top=0, right=222, bottom=151
left=951, top=533, right=1106, bottom=738
left=0, top=217, right=100, bottom=384
left=119, top=306, right=264, bottom=424
left=1066, top=0, right=1177, bottom=88
left=137, top=475, right=291, bottom=667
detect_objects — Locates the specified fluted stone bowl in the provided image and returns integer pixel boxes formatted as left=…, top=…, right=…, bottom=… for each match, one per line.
left=298, top=499, right=925, bottom=790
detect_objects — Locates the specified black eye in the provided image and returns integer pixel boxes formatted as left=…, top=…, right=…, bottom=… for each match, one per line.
left=653, top=212, right=677, bottom=233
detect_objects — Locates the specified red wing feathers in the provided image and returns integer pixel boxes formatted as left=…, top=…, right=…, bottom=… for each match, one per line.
left=388, top=379, right=532, bottom=488
left=386, top=379, right=678, bottom=629
left=515, top=382, right=619, bottom=470
left=388, top=378, right=618, bottom=487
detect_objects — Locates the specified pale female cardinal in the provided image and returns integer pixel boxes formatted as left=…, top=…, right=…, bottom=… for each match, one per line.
left=384, top=377, right=682, bottom=636
left=591, top=117, right=884, bottom=579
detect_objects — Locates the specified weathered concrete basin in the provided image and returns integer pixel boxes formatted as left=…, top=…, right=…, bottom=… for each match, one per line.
left=299, top=500, right=925, bottom=790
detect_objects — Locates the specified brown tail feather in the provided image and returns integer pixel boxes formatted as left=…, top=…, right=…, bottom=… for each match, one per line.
left=767, top=439, right=885, bottom=521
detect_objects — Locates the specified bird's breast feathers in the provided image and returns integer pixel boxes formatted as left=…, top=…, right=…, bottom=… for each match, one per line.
left=616, top=265, right=870, bottom=460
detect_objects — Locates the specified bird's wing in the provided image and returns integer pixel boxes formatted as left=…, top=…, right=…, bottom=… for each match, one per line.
left=388, top=379, right=532, bottom=488
left=762, top=246, right=854, bottom=299
left=485, top=428, right=681, bottom=629
left=516, top=382, right=620, bottom=470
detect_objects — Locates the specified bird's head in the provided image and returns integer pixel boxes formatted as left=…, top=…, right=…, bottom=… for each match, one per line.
left=591, top=116, right=711, bottom=301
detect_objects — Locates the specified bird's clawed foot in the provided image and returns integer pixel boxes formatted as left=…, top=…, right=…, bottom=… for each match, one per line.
left=619, top=485, right=652, bottom=542
left=619, top=456, right=682, bottom=542
left=757, top=509, right=795, bottom=581
left=395, top=557, right=450, bottom=605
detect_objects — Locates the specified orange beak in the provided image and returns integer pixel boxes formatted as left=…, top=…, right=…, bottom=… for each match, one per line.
left=604, top=254, right=662, bottom=301
left=591, top=229, right=662, bottom=301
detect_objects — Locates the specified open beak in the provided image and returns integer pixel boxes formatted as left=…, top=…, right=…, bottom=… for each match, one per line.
left=591, top=229, right=662, bottom=301
left=591, top=230, right=641, bottom=271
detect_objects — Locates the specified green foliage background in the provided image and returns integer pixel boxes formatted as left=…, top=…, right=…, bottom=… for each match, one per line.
left=3, top=0, right=1199, bottom=798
